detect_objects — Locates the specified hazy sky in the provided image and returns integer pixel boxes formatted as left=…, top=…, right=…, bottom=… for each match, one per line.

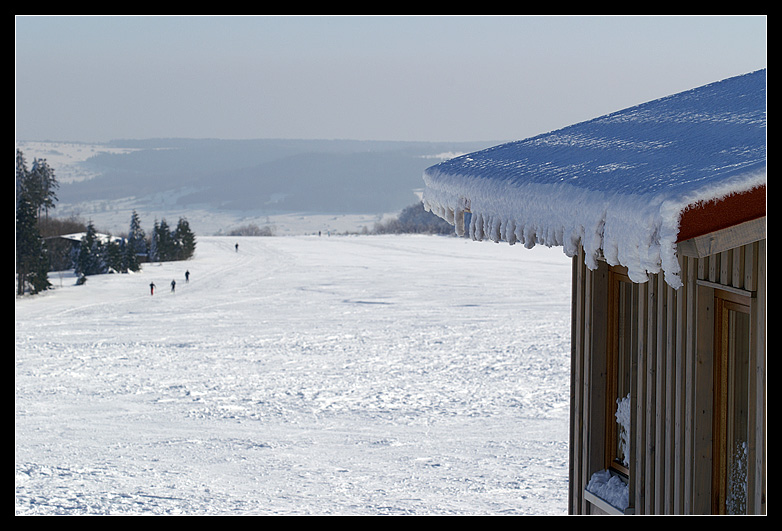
left=15, top=15, right=766, bottom=144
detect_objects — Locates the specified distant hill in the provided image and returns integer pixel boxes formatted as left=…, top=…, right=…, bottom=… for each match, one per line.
left=50, top=138, right=501, bottom=215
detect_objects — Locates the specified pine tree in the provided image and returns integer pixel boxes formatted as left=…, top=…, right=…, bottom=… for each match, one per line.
left=16, top=149, right=28, bottom=204
left=125, top=210, right=146, bottom=271
left=29, top=158, right=58, bottom=221
left=156, top=218, right=174, bottom=261
left=123, top=241, right=139, bottom=272
left=174, top=217, right=196, bottom=260
left=105, top=237, right=125, bottom=273
left=15, top=149, right=54, bottom=295
left=149, top=220, right=160, bottom=262
left=16, top=194, right=50, bottom=294
left=75, top=222, right=106, bottom=277
left=139, top=215, right=197, bottom=264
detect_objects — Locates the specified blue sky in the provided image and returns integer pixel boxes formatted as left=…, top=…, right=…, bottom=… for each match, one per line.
left=15, top=15, right=766, bottom=143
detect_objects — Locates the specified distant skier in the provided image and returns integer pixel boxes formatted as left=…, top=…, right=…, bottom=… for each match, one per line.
left=185, top=270, right=190, bottom=283
left=149, top=282, right=156, bottom=295
left=171, top=279, right=176, bottom=293
left=235, top=242, right=239, bottom=252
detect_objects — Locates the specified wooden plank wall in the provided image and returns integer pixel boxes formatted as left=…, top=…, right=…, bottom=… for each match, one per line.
left=569, top=239, right=766, bottom=515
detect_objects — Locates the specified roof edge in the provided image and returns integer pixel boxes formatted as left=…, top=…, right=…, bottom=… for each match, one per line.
left=676, top=185, right=766, bottom=243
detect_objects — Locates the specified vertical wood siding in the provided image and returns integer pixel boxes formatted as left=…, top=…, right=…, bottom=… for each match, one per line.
left=569, top=240, right=766, bottom=514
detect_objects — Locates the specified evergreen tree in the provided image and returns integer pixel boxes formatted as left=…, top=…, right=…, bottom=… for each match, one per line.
left=16, top=194, right=50, bottom=294
left=130, top=214, right=196, bottom=264
left=16, top=149, right=54, bottom=295
left=156, top=218, right=174, bottom=261
left=123, top=241, right=140, bottom=272
left=174, top=217, right=196, bottom=260
left=74, top=222, right=106, bottom=276
left=16, top=149, right=28, bottom=204
left=148, top=220, right=160, bottom=262
left=29, top=158, right=58, bottom=221
left=125, top=211, right=146, bottom=271
left=105, top=237, right=126, bottom=273
left=16, top=151, right=58, bottom=222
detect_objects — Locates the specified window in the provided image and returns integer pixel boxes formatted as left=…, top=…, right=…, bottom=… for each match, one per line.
left=712, top=290, right=751, bottom=515
left=606, top=268, right=635, bottom=477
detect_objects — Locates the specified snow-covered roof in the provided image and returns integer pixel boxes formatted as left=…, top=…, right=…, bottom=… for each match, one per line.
left=422, top=69, right=766, bottom=288
left=59, top=232, right=124, bottom=244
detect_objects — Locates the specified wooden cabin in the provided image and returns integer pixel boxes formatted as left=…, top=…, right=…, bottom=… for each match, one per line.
left=421, top=70, right=766, bottom=515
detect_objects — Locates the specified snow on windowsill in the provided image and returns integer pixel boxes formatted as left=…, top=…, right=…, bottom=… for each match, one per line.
left=585, top=469, right=631, bottom=515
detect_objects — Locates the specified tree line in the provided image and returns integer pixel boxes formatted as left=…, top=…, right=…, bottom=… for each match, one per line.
left=372, top=202, right=458, bottom=235
left=16, top=149, right=196, bottom=295
left=72, top=213, right=196, bottom=282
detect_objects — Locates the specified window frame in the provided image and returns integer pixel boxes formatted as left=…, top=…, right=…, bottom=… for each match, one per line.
left=712, top=289, right=752, bottom=515
left=605, top=267, right=635, bottom=478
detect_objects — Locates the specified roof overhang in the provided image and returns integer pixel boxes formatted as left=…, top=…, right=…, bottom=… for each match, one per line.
left=421, top=70, right=766, bottom=289
left=676, top=185, right=766, bottom=259
left=676, top=184, right=766, bottom=244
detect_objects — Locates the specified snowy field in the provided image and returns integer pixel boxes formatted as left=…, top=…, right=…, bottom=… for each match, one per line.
left=15, top=234, right=573, bottom=515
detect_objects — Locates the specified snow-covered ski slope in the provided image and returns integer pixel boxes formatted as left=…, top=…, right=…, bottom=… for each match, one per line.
left=16, top=234, right=572, bottom=515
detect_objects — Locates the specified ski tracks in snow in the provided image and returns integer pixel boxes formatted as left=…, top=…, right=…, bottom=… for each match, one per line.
left=16, top=235, right=573, bottom=515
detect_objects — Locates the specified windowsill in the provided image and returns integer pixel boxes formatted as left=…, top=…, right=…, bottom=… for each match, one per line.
left=584, top=469, right=633, bottom=515
left=584, top=489, right=634, bottom=515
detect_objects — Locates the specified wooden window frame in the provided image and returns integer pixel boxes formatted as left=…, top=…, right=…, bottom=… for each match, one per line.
left=712, top=289, right=752, bottom=515
left=606, top=267, right=634, bottom=478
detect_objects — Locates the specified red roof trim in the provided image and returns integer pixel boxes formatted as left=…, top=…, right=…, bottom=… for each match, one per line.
left=676, top=185, right=766, bottom=243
